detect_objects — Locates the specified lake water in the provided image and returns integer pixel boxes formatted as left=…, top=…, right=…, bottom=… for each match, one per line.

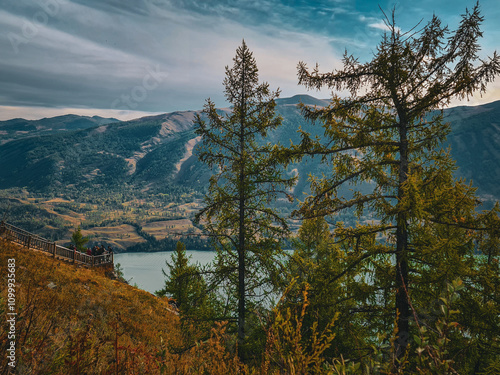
left=114, top=251, right=216, bottom=294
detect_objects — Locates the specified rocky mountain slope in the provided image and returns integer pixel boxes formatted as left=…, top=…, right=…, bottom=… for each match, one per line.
left=0, top=94, right=498, bottom=207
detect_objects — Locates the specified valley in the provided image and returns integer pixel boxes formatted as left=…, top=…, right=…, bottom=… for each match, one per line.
left=1, top=95, right=499, bottom=252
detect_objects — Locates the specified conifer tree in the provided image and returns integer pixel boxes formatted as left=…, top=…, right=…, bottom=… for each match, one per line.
left=71, top=226, right=88, bottom=251
left=194, top=40, right=296, bottom=359
left=156, top=241, right=207, bottom=314
left=280, top=3, right=500, bottom=365
left=156, top=241, right=218, bottom=348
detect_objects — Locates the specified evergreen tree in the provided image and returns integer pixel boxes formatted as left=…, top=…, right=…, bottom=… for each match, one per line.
left=279, top=4, right=500, bottom=367
left=194, top=40, right=296, bottom=359
left=71, top=226, right=88, bottom=251
left=156, top=241, right=209, bottom=318
left=285, top=217, right=332, bottom=291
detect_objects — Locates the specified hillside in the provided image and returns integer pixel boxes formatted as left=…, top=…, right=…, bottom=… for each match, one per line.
left=0, top=96, right=499, bottom=248
left=0, top=240, right=242, bottom=374
left=1, top=96, right=498, bottom=198
left=0, top=112, right=197, bottom=191
left=444, top=101, right=500, bottom=201
left=0, top=115, right=119, bottom=145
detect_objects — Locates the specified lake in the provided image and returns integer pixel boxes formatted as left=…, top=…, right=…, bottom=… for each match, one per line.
left=114, top=251, right=216, bottom=294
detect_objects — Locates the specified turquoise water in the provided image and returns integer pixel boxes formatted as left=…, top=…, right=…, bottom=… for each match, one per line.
left=114, top=251, right=216, bottom=294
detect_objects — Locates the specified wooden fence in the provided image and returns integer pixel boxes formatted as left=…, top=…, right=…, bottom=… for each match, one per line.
left=0, top=221, right=113, bottom=267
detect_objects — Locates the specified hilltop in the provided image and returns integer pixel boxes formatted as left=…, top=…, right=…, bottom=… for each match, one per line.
left=0, top=115, right=119, bottom=144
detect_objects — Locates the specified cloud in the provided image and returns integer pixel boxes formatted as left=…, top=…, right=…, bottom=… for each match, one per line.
left=0, top=0, right=345, bottom=116
left=368, top=21, right=390, bottom=31
left=451, top=81, right=500, bottom=108
left=0, top=0, right=498, bottom=121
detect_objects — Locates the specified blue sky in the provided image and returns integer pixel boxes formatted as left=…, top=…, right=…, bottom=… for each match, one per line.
left=0, top=0, right=499, bottom=120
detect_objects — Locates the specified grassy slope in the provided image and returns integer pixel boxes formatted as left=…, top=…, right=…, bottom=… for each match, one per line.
left=0, top=240, right=241, bottom=374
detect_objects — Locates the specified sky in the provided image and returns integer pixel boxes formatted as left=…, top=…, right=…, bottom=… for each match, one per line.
left=1, top=0, right=499, bottom=121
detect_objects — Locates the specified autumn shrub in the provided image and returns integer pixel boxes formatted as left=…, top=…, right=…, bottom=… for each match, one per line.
left=258, top=283, right=337, bottom=375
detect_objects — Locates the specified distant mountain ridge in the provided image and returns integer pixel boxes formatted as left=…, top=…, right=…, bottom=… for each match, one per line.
left=0, top=95, right=499, bottom=204
left=275, top=94, right=330, bottom=107
left=0, top=114, right=120, bottom=144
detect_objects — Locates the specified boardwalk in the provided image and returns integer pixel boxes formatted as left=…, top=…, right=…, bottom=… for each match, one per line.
left=0, top=221, right=113, bottom=267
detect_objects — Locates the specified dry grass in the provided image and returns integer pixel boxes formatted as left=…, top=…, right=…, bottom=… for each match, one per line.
left=0, top=239, right=353, bottom=374
left=142, top=220, right=201, bottom=240
left=0, top=240, right=243, bottom=374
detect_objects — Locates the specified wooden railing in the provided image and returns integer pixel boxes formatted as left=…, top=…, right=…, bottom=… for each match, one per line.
left=0, top=221, right=113, bottom=268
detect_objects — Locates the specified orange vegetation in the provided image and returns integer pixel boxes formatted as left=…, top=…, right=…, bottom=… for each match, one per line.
left=0, top=240, right=243, bottom=374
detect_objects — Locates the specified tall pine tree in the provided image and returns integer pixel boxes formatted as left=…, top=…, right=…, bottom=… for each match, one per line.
left=279, top=3, right=500, bottom=366
left=194, top=40, right=296, bottom=359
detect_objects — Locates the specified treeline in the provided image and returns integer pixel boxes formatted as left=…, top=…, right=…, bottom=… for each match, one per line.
left=127, top=235, right=212, bottom=253
left=126, top=221, right=211, bottom=252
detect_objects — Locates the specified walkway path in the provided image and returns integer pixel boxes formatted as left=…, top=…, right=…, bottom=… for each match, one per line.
left=0, top=221, right=113, bottom=267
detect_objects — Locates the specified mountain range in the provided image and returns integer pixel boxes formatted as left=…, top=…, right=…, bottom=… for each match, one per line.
left=1, top=95, right=498, bottom=200
left=0, top=95, right=498, bottom=248
left=0, top=114, right=120, bottom=144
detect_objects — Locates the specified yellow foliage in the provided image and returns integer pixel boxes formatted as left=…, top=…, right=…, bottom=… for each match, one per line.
left=258, top=284, right=338, bottom=375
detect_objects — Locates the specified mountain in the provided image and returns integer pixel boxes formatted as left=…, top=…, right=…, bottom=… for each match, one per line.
left=0, top=96, right=499, bottom=202
left=0, top=114, right=120, bottom=145
left=0, top=96, right=499, bottom=247
left=0, top=111, right=201, bottom=192
left=443, top=102, right=500, bottom=202
left=275, top=94, right=330, bottom=107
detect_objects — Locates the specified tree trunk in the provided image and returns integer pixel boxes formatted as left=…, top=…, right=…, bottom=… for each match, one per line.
left=395, top=115, right=410, bottom=361
left=238, top=195, right=246, bottom=357
left=237, top=49, right=247, bottom=360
